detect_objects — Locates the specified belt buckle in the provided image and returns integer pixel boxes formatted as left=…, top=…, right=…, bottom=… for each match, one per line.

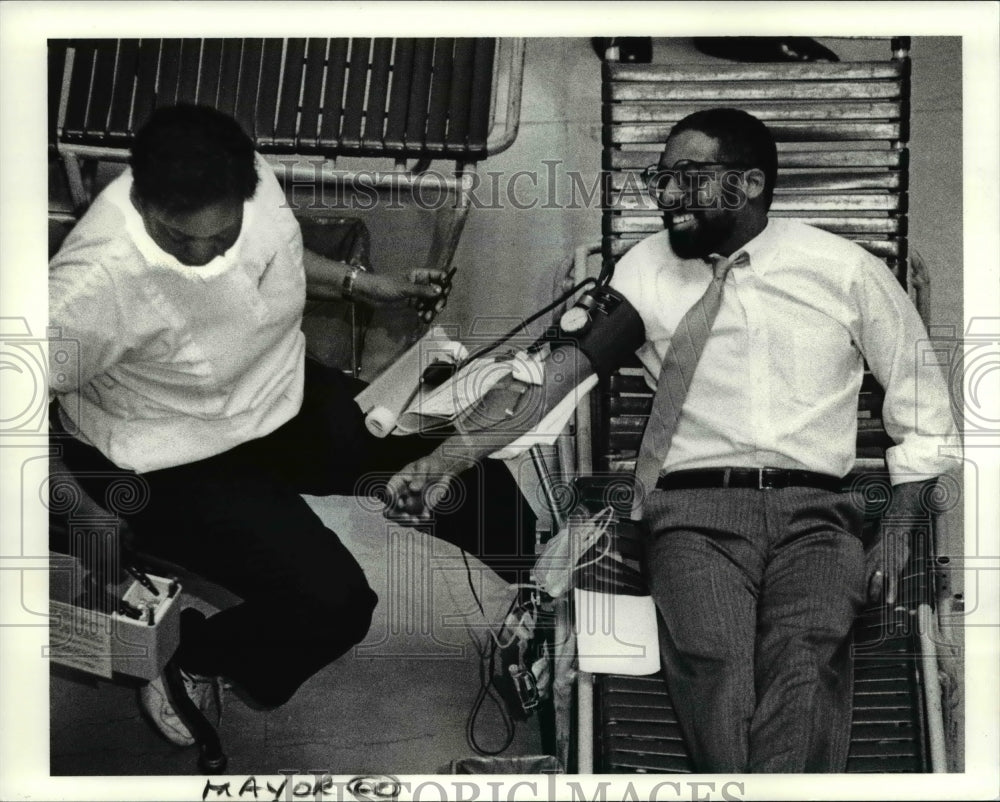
left=758, top=468, right=773, bottom=491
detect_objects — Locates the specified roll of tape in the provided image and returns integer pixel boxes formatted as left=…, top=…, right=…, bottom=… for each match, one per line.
left=443, top=340, right=469, bottom=362
left=365, top=406, right=397, bottom=438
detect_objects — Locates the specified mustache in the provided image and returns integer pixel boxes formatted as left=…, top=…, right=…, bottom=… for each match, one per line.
left=656, top=194, right=748, bottom=212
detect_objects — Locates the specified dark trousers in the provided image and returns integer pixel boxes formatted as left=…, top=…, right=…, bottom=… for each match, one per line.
left=52, top=359, right=535, bottom=707
left=643, top=486, right=866, bottom=772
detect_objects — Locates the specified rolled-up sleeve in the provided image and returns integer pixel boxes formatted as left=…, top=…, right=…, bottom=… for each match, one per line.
left=851, top=255, right=962, bottom=484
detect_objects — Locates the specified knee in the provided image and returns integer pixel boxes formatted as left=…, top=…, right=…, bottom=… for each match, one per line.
left=343, top=585, right=378, bottom=645
left=313, top=583, right=379, bottom=647
left=762, top=631, right=852, bottom=691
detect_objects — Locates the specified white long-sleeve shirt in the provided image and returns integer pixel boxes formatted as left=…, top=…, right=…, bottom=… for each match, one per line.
left=49, top=156, right=306, bottom=473
left=610, top=218, right=960, bottom=483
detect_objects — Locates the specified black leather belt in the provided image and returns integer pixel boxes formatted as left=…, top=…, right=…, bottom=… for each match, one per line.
left=656, top=467, right=844, bottom=492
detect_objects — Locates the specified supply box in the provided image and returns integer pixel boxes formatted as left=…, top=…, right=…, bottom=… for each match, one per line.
left=49, top=557, right=181, bottom=682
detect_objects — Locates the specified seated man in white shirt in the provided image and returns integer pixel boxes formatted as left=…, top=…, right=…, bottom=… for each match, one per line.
left=49, top=104, right=536, bottom=746
left=384, top=108, right=960, bottom=772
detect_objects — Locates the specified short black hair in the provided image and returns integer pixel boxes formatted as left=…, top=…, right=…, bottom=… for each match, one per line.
left=130, top=104, right=259, bottom=213
left=670, top=108, right=779, bottom=208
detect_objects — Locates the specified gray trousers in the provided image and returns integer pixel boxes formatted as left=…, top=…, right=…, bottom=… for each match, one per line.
left=643, top=486, right=866, bottom=772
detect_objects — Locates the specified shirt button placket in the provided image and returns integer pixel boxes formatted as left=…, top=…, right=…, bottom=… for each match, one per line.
left=739, top=272, right=767, bottom=458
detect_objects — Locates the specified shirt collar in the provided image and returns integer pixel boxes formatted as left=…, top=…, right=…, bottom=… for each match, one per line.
left=104, top=169, right=253, bottom=281
left=731, top=217, right=780, bottom=272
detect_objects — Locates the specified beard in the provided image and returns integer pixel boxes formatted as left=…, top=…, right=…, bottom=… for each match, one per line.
left=666, top=210, right=737, bottom=260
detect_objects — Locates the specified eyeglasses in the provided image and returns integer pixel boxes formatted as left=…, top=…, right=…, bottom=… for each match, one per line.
left=641, top=160, right=751, bottom=198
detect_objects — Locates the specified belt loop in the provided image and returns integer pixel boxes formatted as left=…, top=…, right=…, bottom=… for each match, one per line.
left=722, top=467, right=731, bottom=488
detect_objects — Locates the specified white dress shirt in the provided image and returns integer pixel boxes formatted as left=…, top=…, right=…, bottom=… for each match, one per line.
left=49, top=155, right=306, bottom=473
left=610, top=217, right=959, bottom=484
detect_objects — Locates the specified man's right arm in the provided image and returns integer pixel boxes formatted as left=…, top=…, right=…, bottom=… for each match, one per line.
left=383, top=286, right=646, bottom=523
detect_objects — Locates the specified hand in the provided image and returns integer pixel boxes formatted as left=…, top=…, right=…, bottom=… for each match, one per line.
left=382, top=453, right=466, bottom=525
left=863, top=479, right=933, bottom=605
left=353, top=268, right=453, bottom=319
left=409, top=268, right=456, bottom=323
left=864, top=527, right=911, bottom=606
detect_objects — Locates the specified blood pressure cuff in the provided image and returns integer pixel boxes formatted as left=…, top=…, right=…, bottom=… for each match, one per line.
left=559, top=285, right=645, bottom=378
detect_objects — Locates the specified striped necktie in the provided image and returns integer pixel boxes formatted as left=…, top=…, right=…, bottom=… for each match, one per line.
left=631, top=251, right=750, bottom=518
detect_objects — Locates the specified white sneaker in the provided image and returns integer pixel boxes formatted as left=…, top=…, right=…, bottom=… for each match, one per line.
left=139, top=668, right=222, bottom=747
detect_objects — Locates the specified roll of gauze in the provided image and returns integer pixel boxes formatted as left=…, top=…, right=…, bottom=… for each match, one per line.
left=355, top=326, right=465, bottom=437
left=365, top=406, right=398, bottom=437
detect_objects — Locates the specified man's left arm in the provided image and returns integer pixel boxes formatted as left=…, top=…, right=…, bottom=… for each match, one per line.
left=851, top=257, right=962, bottom=604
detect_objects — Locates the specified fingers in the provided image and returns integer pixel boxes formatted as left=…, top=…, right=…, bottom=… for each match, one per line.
left=383, top=469, right=415, bottom=509
left=383, top=464, right=427, bottom=517
left=408, top=268, right=449, bottom=285
left=866, top=566, right=884, bottom=605
left=864, top=528, right=913, bottom=606
left=410, top=282, right=444, bottom=300
left=406, top=269, right=449, bottom=300
left=401, top=267, right=455, bottom=322
left=867, top=564, right=909, bottom=607
left=868, top=557, right=909, bottom=606
left=419, top=297, right=447, bottom=323
left=415, top=284, right=452, bottom=321
left=885, top=573, right=899, bottom=607
left=382, top=460, right=454, bottom=521
left=884, top=534, right=910, bottom=607
left=384, top=485, right=444, bottom=521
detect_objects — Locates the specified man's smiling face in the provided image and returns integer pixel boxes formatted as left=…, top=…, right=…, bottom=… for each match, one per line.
left=655, top=129, right=749, bottom=260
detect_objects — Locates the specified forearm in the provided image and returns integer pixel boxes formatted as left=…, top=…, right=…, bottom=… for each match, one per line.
left=302, top=248, right=355, bottom=301
left=433, top=380, right=549, bottom=466
left=404, top=347, right=595, bottom=471
left=886, top=477, right=938, bottom=519
left=384, top=286, right=646, bottom=519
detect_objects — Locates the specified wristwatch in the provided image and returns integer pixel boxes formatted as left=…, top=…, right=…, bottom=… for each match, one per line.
left=342, top=265, right=361, bottom=300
